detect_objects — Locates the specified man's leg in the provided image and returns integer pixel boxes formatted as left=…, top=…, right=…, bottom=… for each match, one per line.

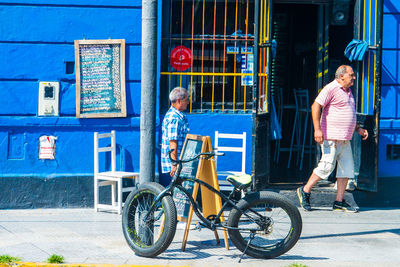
left=332, top=141, right=358, bottom=212
left=297, top=172, right=322, bottom=211
left=335, top=177, right=348, bottom=202
left=297, top=140, right=336, bottom=211
left=333, top=177, right=357, bottom=212
left=303, top=172, right=322, bottom=193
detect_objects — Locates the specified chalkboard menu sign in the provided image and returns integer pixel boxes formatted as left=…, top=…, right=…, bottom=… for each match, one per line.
left=75, top=39, right=127, bottom=118
left=173, top=135, right=204, bottom=220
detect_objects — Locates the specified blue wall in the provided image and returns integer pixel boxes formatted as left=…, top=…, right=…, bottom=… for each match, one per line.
left=186, top=114, right=253, bottom=177
left=0, top=1, right=145, bottom=177
left=380, top=0, right=400, bottom=176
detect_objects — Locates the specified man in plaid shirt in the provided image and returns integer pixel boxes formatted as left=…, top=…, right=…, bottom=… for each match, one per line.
left=161, top=87, right=189, bottom=182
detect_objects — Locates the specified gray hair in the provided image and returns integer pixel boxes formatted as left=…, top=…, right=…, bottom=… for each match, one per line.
left=335, top=65, right=350, bottom=79
left=169, top=87, right=188, bottom=103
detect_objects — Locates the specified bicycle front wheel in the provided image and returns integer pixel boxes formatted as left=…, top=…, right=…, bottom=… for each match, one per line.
left=227, top=191, right=302, bottom=259
left=122, top=182, right=177, bottom=257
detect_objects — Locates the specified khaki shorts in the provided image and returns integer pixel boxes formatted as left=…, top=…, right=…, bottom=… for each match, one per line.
left=313, top=140, right=354, bottom=179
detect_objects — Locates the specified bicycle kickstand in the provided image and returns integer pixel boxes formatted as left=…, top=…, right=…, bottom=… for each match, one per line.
left=238, top=232, right=255, bottom=263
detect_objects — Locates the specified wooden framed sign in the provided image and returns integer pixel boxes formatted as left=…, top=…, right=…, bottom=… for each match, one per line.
left=75, top=39, right=127, bottom=118
left=172, top=134, right=204, bottom=221
left=172, top=134, right=229, bottom=251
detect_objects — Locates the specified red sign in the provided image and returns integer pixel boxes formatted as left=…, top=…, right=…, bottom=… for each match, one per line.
left=170, top=46, right=193, bottom=71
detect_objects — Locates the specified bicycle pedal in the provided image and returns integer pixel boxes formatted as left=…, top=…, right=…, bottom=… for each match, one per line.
left=194, top=222, right=203, bottom=231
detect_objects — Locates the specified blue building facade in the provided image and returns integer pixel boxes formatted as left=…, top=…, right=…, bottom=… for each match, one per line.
left=0, top=0, right=399, bottom=208
left=0, top=1, right=145, bottom=207
left=380, top=0, right=400, bottom=176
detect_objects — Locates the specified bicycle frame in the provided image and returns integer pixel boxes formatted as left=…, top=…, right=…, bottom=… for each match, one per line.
left=144, top=160, right=268, bottom=232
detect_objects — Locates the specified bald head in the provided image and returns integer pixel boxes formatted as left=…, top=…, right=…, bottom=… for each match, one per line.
left=335, top=65, right=355, bottom=89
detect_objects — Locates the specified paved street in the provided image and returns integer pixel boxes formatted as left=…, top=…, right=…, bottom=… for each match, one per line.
left=1, top=207, right=400, bottom=266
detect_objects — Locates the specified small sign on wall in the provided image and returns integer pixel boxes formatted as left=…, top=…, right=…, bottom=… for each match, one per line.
left=39, top=136, right=57, bottom=160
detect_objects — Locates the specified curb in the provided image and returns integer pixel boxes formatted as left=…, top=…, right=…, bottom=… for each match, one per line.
left=1, top=263, right=188, bottom=267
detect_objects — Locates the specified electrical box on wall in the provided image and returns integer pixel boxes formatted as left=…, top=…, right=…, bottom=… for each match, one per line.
left=38, top=82, right=59, bottom=116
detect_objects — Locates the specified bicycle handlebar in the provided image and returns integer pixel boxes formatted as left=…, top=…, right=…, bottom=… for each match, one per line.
left=168, top=149, right=224, bottom=165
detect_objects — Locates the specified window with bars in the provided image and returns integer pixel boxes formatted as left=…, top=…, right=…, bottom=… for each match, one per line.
left=161, top=0, right=255, bottom=113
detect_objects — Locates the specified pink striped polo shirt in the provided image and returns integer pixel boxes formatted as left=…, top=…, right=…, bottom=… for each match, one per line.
left=315, top=80, right=356, bottom=140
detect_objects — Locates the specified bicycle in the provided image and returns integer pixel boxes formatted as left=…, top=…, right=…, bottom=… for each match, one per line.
left=122, top=150, right=302, bottom=261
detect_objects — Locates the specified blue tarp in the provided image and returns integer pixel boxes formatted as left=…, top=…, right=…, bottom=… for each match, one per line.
left=344, top=39, right=369, bottom=62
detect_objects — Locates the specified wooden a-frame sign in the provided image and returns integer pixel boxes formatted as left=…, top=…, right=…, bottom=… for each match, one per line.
left=178, top=134, right=229, bottom=251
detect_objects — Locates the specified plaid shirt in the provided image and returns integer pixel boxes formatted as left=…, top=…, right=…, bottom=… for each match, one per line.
left=161, top=106, right=189, bottom=173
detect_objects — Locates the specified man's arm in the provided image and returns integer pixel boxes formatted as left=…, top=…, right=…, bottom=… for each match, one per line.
left=169, top=140, right=178, bottom=177
left=311, top=101, right=324, bottom=144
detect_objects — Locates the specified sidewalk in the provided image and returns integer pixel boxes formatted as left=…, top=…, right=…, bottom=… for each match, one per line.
left=1, top=207, right=400, bottom=267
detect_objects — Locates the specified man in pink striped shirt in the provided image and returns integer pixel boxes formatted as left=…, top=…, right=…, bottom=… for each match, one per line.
left=297, top=65, right=368, bottom=212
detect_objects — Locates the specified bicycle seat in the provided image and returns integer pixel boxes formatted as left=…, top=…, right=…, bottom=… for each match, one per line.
left=226, top=174, right=252, bottom=190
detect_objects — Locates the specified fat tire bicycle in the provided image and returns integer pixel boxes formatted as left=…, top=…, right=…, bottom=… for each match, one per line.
left=122, top=151, right=302, bottom=261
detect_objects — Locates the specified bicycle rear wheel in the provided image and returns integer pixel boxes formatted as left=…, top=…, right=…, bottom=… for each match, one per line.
left=227, top=191, right=302, bottom=259
left=122, top=182, right=177, bottom=257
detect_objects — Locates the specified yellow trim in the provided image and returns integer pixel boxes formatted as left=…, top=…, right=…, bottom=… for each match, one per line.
left=222, top=0, right=228, bottom=111
left=222, top=75, right=226, bottom=111
left=190, top=75, right=193, bottom=113
left=362, top=59, right=365, bottom=113
left=262, top=0, right=266, bottom=43
left=168, top=74, right=171, bottom=106
left=362, top=0, right=366, bottom=114
left=259, top=0, right=263, bottom=44
left=211, top=0, right=217, bottom=112
left=233, top=0, right=238, bottom=111
left=212, top=76, right=215, bottom=112
left=243, top=0, right=250, bottom=111
left=373, top=0, right=378, bottom=110
left=201, top=0, right=205, bottom=112
left=369, top=0, right=372, bottom=45
left=233, top=68, right=237, bottom=111
left=201, top=76, right=204, bottom=98
left=367, top=0, right=372, bottom=115
left=363, top=0, right=366, bottom=46
left=266, top=0, right=270, bottom=42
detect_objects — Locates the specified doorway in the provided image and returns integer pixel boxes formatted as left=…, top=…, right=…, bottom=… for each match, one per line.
left=268, top=2, right=355, bottom=184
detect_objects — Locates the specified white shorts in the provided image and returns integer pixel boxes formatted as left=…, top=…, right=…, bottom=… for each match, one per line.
left=313, top=140, right=354, bottom=179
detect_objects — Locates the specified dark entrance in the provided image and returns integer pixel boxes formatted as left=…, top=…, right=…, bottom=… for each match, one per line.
left=268, top=2, right=356, bottom=184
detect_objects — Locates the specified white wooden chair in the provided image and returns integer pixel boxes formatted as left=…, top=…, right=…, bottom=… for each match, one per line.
left=94, top=130, right=139, bottom=214
left=214, top=131, right=247, bottom=191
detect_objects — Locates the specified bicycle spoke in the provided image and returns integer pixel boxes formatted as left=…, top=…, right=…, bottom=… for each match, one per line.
left=122, top=182, right=177, bottom=258
left=238, top=204, right=292, bottom=249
